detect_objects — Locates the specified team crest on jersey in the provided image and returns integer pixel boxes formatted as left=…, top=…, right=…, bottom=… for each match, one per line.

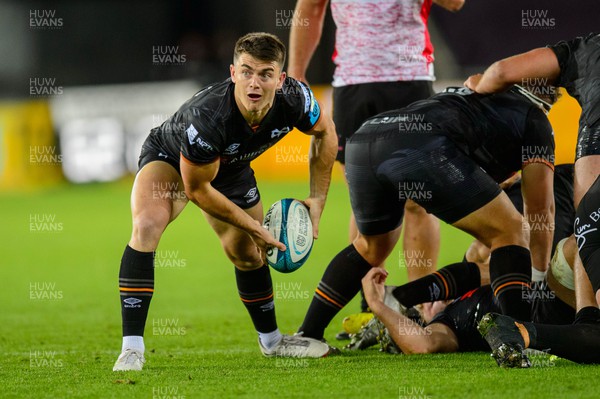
left=186, top=124, right=213, bottom=150
left=224, top=143, right=241, bottom=155
left=271, top=126, right=291, bottom=138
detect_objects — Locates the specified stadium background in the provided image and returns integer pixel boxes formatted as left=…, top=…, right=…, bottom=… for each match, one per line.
left=2, top=0, right=598, bottom=189
left=1, top=1, right=599, bottom=398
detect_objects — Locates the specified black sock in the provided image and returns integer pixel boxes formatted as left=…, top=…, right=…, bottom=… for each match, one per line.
left=489, top=245, right=531, bottom=321
left=392, top=261, right=480, bottom=307
left=235, top=265, right=277, bottom=334
left=523, top=307, right=600, bottom=364
left=119, top=245, right=154, bottom=337
left=299, top=245, right=372, bottom=340
left=360, top=289, right=369, bottom=312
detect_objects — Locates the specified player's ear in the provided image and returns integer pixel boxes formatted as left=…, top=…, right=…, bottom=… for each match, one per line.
left=230, top=64, right=236, bottom=83
left=277, top=70, right=286, bottom=89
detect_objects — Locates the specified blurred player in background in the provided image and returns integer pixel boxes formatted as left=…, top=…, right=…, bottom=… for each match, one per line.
left=297, top=85, right=558, bottom=342
left=113, top=32, right=338, bottom=371
left=288, top=0, right=465, bottom=293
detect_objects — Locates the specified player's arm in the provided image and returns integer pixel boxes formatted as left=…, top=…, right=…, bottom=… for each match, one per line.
left=180, top=155, right=286, bottom=253
left=432, top=0, right=465, bottom=12
left=288, top=0, right=329, bottom=83
left=301, top=107, right=337, bottom=239
left=362, top=268, right=459, bottom=354
left=521, top=162, right=555, bottom=273
left=464, top=48, right=561, bottom=94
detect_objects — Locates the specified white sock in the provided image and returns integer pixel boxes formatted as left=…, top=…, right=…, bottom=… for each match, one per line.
left=259, top=329, right=282, bottom=350
left=531, top=267, right=546, bottom=282
left=122, top=335, right=145, bottom=353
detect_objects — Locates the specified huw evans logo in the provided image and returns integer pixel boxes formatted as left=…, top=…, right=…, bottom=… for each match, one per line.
left=521, top=10, right=556, bottom=29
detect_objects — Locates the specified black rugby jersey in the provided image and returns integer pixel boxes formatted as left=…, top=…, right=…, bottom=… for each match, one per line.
left=148, top=77, right=321, bottom=177
left=549, top=33, right=600, bottom=132
left=358, top=88, right=555, bottom=183
left=429, top=285, right=499, bottom=352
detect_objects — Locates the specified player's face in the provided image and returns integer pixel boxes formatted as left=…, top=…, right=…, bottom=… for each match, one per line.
left=230, top=53, right=285, bottom=121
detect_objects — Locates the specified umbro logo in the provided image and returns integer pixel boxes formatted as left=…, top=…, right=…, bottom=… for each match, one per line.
left=244, top=187, right=258, bottom=203
left=123, top=298, right=142, bottom=306
left=271, top=126, right=291, bottom=138
left=158, top=152, right=168, bottom=159
left=224, top=143, right=241, bottom=155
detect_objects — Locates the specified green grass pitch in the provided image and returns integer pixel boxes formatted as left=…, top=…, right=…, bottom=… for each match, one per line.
left=2, top=178, right=599, bottom=399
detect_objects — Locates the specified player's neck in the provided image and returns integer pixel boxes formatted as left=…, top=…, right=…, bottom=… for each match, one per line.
left=234, top=95, right=271, bottom=129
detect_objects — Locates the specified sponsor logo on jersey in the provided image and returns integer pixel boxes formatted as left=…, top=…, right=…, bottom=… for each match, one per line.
left=271, top=126, right=291, bottom=138
left=575, top=216, right=599, bottom=250
left=223, top=143, right=241, bottom=155
left=299, top=82, right=311, bottom=113
left=186, top=124, right=213, bottom=150
left=244, top=187, right=259, bottom=203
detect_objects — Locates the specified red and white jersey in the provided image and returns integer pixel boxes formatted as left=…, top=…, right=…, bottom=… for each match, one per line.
left=330, top=0, right=435, bottom=87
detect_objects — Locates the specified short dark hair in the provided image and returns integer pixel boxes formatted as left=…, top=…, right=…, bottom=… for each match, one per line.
left=233, top=32, right=286, bottom=67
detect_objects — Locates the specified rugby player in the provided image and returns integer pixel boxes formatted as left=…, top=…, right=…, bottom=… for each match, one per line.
left=351, top=165, right=576, bottom=358
left=289, top=0, right=465, bottom=287
left=465, top=33, right=600, bottom=307
left=297, top=84, right=558, bottom=342
left=113, top=32, right=338, bottom=371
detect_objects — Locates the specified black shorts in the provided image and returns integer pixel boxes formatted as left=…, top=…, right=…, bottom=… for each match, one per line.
left=531, top=281, right=575, bottom=325
left=576, top=124, right=600, bottom=160
left=333, top=81, right=434, bottom=164
left=138, top=134, right=261, bottom=209
left=345, top=132, right=502, bottom=235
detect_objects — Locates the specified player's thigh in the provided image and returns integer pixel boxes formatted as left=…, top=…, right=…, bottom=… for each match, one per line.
left=452, top=192, right=526, bottom=250
left=131, top=161, right=187, bottom=225
left=574, top=155, right=600, bottom=207
left=129, top=161, right=187, bottom=250
left=203, top=200, right=264, bottom=267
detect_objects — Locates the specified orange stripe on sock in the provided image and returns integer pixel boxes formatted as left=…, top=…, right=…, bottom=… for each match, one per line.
left=119, top=287, right=154, bottom=293
left=433, top=272, right=449, bottom=298
left=515, top=321, right=530, bottom=348
left=240, top=293, right=274, bottom=303
left=315, top=288, right=343, bottom=309
left=493, top=281, right=530, bottom=297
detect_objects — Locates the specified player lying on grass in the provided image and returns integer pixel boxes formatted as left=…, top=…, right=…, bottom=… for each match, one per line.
left=357, top=228, right=576, bottom=356
left=350, top=165, right=577, bottom=357
left=297, top=84, right=558, bottom=343
left=113, top=32, right=338, bottom=371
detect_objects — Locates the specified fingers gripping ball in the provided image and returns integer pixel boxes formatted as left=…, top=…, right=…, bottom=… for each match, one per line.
left=263, top=198, right=314, bottom=273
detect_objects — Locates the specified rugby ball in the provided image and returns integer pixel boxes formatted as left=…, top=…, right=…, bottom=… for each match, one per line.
left=263, top=198, right=314, bottom=273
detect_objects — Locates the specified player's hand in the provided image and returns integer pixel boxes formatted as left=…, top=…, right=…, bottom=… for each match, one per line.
left=361, top=267, right=388, bottom=308
left=251, top=220, right=286, bottom=260
left=302, top=197, right=325, bottom=239
left=464, top=74, right=483, bottom=91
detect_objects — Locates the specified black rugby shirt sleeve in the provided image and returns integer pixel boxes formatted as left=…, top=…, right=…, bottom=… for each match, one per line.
left=522, top=107, right=555, bottom=170
left=287, top=79, right=322, bottom=132
left=548, top=37, right=582, bottom=88
left=180, top=120, right=223, bottom=164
